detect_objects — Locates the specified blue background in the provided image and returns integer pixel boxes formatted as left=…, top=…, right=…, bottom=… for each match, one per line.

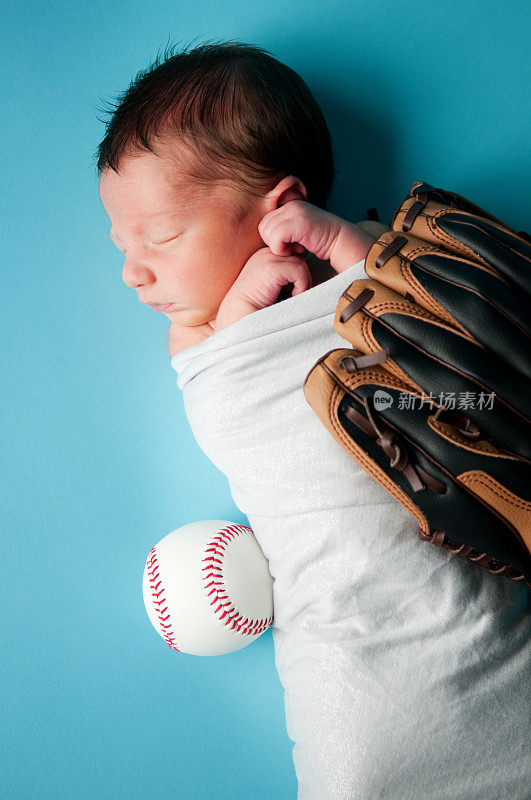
left=2, top=2, right=530, bottom=798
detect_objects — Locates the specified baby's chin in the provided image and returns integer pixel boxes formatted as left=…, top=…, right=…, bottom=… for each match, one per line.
left=164, top=307, right=215, bottom=328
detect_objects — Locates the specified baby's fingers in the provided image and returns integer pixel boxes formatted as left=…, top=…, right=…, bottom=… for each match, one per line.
left=277, top=258, right=313, bottom=296
left=259, top=212, right=307, bottom=257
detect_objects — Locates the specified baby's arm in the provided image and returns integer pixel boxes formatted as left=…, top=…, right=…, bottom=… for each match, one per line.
left=257, top=199, right=384, bottom=275
left=332, top=220, right=391, bottom=270
left=214, top=247, right=311, bottom=332
left=215, top=204, right=387, bottom=332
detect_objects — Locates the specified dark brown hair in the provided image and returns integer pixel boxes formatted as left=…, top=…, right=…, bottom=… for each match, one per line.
left=94, top=38, right=335, bottom=211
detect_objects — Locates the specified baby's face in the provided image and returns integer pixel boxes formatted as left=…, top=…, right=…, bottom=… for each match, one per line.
left=99, top=150, right=266, bottom=325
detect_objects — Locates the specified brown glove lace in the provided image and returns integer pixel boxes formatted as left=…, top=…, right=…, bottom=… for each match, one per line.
left=340, top=389, right=529, bottom=585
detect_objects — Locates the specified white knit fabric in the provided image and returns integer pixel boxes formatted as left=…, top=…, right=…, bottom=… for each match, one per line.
left=171, top=258, right=531, bottom=800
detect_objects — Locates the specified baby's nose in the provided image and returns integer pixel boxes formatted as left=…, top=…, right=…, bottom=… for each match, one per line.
left=122, top=258, right=154, bottom=289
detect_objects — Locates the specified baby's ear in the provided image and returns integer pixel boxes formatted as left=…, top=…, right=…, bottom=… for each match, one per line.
left=271, top=175, right=308, bottom=207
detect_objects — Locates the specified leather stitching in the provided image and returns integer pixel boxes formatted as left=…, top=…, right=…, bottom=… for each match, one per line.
left=398, top=258, right=445, bottom=319
left=425, top=211, right=491, bottom=268
left=459, top=472, right=531, bottom=511
left=327, top=381, right=429, bottom=535
left=357, top=315, right=413, bottom=387
left=398, top=257, right=471, bottom=337
left=428, top=418, right=518, bottom=458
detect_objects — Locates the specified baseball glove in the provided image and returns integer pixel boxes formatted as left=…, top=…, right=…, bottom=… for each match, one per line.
left=303, top=180, right=531, bottom=587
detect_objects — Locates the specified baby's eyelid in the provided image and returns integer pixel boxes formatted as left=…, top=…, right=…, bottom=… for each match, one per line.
left=154, top=233, right=182, bottom=245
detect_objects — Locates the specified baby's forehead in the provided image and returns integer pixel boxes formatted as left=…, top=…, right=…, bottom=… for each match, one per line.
left=154, top=140, right=252, bottom=198
left=100, top=151, right=197, bottom=208
left=101, top=153, right=253, bottom=230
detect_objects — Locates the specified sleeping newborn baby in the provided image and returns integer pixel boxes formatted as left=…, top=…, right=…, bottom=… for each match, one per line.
left=99, top=145, right=378, bottom=353
left=97, top=41, right=531, bottom=800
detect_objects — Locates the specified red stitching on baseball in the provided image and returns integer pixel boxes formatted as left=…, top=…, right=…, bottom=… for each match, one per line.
left=201, top=523, right=273, bottom=636
left=146, top=547, right=181, bottom=651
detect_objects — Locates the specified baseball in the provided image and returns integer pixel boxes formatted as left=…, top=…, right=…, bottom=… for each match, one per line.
left=142, top=520, right=274, bottom=656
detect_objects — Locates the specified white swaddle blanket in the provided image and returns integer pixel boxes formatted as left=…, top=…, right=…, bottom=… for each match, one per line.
left=171, top=258, right=531, bottom=800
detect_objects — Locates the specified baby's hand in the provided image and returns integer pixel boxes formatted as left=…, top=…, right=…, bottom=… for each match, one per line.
left=258, top=199, right=377, bottom=274
left=214, top=247, right=312, bottom=332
